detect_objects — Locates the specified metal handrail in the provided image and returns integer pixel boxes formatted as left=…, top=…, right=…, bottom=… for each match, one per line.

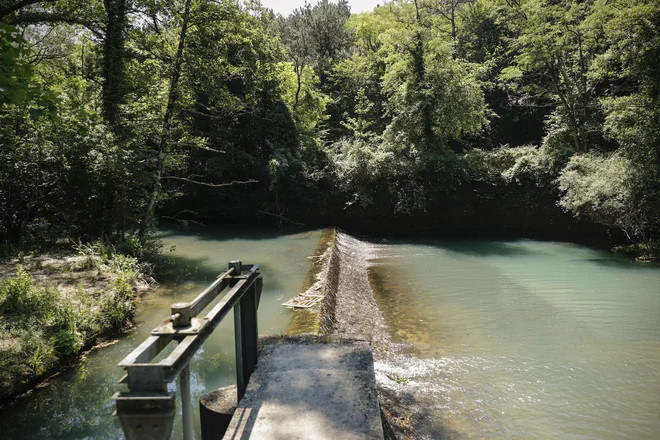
left=113, top=260, right=263, bottom=440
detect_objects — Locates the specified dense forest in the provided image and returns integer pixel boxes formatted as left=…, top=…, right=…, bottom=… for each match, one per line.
left=1, top=0, right=658, bottom=257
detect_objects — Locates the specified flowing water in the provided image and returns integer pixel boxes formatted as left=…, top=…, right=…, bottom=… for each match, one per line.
left=3, top=229, right=659, bottom=440
left=364, top=236, right=660, bottom=439
left=0, top=227, right=322, bottom=440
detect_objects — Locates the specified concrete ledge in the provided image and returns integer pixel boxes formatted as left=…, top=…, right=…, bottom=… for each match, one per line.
left=223, top=338, right=384, bottom=440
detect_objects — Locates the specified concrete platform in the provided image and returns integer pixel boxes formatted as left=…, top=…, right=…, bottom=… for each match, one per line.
left=222, top=339, right=384, bottom=440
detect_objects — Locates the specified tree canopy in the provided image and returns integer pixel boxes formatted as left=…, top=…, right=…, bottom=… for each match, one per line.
left=0, top=0, right=658, bottom=255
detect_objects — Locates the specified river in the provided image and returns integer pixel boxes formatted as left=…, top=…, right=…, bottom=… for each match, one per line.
left=2, top=229, right=659, bottom=439
left=0, top=227, right=322, bottom=440
left=365, top=236, right=660, bottom=439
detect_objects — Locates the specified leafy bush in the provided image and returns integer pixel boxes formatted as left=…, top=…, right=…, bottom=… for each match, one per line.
left=556, top=153, right=644, bottom=239
left=0, top=265, right=57, bottom=316
left=0, top=247, right=150, bottom=398
left=466, top=145, right=566, bottom=187
left=118, top=234, right=144, bottom=259
left=101, top=273, right=137, bottom=331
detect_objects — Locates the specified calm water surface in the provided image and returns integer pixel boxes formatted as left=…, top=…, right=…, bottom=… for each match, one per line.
left=0, top=227, right=321, bottom=439
left=369, top=238, right=660, bottom=439
left=2, top=231, right=659, bottom=440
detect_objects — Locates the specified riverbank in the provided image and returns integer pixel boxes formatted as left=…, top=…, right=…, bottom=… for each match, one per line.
left=0, top=245, right=155, bottom=403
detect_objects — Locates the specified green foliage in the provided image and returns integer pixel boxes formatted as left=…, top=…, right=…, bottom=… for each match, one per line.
left=480, top=145, right=563, bottom=187
left=278, top=62, right=331, bottom=138
left=101, top=271, right=136, bottom=330
left=0, top=23, right=33, bottom=105
left=340, top=2, right=488, bottom=151
left=332, top=136, right=393, bottom=209
left=0, top=247, right=149, bottom=398
left=0, top=0, right=658, bottom=254
left=118, top=234, right=145, bottom=258
left=0, top=265, right=57, bottom=316
left=501, top=0, right=605, bottom=153
left=557, top=153, right=652, bottom=241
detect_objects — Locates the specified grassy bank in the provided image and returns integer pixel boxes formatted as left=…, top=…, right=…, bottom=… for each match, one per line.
left=0, top=242, right=154, bottom=401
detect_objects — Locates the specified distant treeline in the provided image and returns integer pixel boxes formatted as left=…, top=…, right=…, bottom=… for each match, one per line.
left=0, top=0, right=658, bottom=254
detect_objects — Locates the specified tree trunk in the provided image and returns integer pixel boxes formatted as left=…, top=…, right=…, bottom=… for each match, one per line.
left=293, top=60, right=303, bottom=116
left=412, top=32, right=434, bottom=148
left=138, top=0, right=192, bottom=244
left=102, top=0, right=127, bottom=130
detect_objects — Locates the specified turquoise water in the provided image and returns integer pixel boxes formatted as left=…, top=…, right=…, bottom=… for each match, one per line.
left=3, top=231, right=659, bottom=440
left=369, top=238, right=660, bottom=439
left=0, top=227, right=321, bottom=440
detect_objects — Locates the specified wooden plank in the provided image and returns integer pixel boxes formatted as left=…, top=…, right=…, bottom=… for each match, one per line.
left=281, top=293, right=325, bottom=309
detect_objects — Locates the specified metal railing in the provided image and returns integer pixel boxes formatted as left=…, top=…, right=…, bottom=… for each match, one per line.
left=113, top=260, right=262, bottom=440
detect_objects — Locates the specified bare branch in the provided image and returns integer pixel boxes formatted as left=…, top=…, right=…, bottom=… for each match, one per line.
left=0, top=0, right=56, bottom=19
left=11, top=13, right=104, bottom=39
left=157, top=216, right=206, bottom=227
left=257, top=210, right=306, bottom=226
left=161, top=176, right=258, bottom=187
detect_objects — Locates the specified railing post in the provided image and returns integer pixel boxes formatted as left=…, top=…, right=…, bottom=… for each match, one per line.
left=117, top=261, right=261, bottom=440
left=233, top=301, right=245, bottom=400
left=240, top=281, right=259, bottom=389
left=180, top=364, right=193, bottom=440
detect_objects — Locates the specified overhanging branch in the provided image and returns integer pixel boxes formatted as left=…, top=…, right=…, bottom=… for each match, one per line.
left=161, top=176, right=258, bottom=187
left=0, top=0, right=56, bottom=19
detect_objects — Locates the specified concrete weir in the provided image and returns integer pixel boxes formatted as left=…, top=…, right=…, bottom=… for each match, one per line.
left=222, top=337, right=384, bottom=440
left=220, top=230, right=386, bottom=440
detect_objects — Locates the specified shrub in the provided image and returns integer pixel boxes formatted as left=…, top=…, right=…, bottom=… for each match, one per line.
left=0, top=246, right=149, bottom=398
left=556, top=153, right=642, bottom=239
left=101, top=272, right=137, bottom=331
left=0, top=265, right=57, bottom=316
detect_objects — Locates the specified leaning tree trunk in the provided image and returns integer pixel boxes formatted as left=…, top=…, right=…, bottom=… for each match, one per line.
left=138, top=0, right=192, bottom=244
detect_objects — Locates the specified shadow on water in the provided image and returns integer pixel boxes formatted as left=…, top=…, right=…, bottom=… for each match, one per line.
left=152, top=254, right=286, bottom=292
left=152, top=253, right=219, bottom=283
left=382, top=237, right=538, bottom=258
left=435, top=240, right=537, bottom=258
left=346, top=230, right=539, bottom=258
left=581, top=257, right=660, bottom=269
left=363, top=231, right=657, bottom=266
left=164, top=225, right=320, bottom=243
